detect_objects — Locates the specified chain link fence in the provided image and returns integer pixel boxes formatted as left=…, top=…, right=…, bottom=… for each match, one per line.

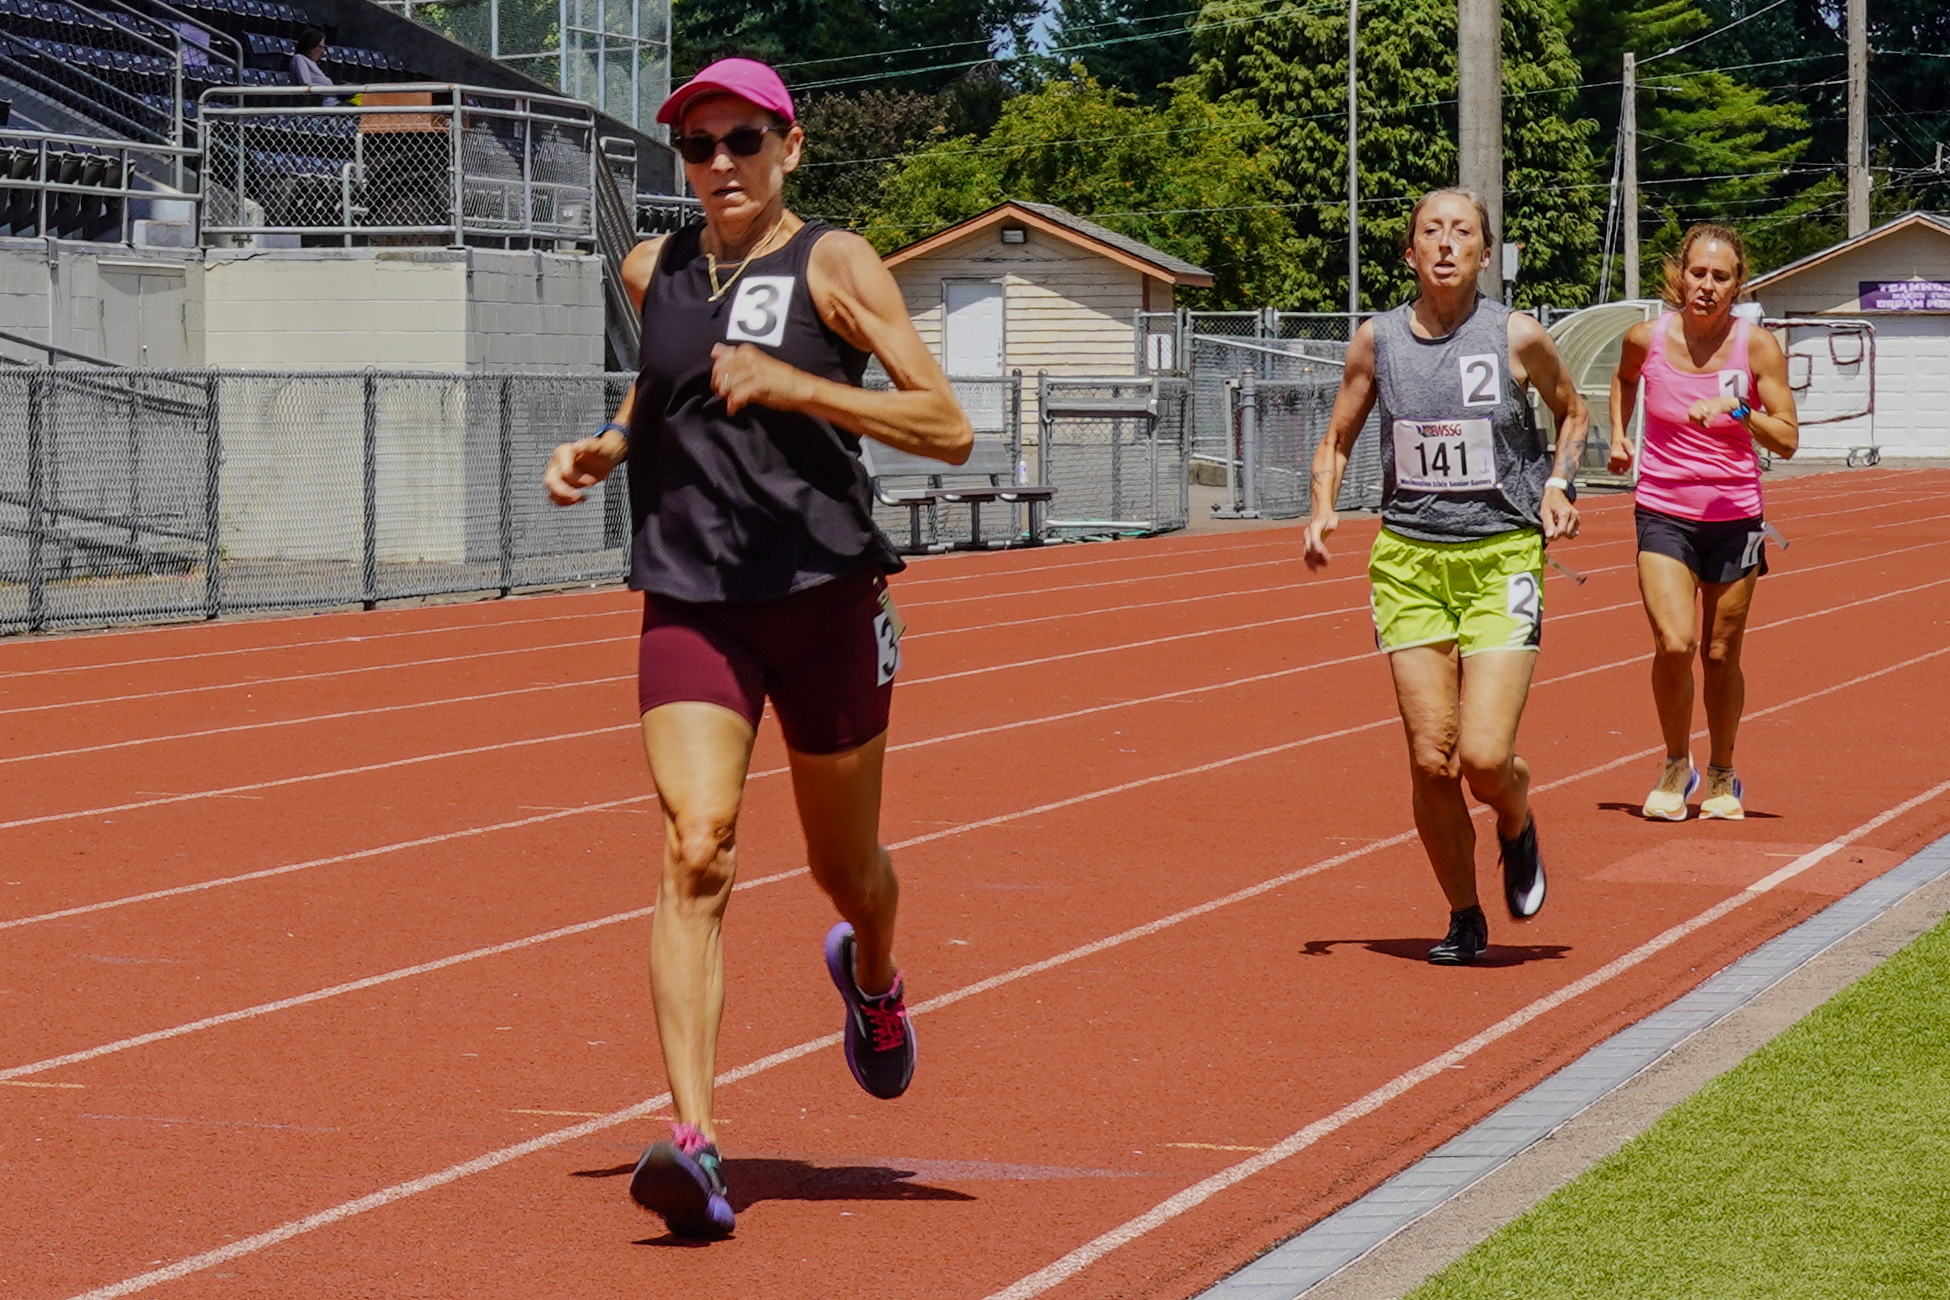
left=199, top=84, right=597, bottom=246
left=1229, top=375, right=1383, bottom=520
left=1037, top=376, right=1190, bottom=537
left=1, top=365, right=635, bottom=634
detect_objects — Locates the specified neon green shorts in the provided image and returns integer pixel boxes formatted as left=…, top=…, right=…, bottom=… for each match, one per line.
left=1368, top=527, right=1544, bottom=656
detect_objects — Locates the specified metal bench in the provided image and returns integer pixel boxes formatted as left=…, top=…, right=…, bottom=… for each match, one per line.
left=860, top=434, right=1056, bottom=554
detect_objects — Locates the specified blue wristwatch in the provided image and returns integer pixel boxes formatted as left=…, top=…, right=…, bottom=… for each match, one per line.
left=1729, top=402, right=1751, bottom=422
left=599, top=420, right=629, bottom=443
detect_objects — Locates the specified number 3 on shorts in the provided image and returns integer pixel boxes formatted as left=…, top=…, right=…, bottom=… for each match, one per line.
left=873, top=611, right=902, bottom=686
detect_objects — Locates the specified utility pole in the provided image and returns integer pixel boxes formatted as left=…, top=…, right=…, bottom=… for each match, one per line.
left=1347, top=0, right=1360, bottom=316
left=1622, top=51, right=1639, bottom=300
left=1456, top=0, right=1503, bottom=246
left=1847, top=0, right=1869, bottom=236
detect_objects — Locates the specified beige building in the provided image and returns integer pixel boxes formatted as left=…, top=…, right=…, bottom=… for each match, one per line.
left=1747, top=212, right=1950, bottom=457
left=882, top=201, right=1210, bottom=431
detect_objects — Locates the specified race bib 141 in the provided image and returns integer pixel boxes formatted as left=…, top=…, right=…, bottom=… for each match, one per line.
left=1392, top=418, right=1498, bottom=492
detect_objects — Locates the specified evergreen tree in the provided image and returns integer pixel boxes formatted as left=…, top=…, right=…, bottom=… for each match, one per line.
left=1046, top=0, right=1195, bottom=103
left=672, top=0, right=1041, bottom=92
left=863, top=74, right=1306, bottom=307
left=1195, top=0, right=1604, bottom=310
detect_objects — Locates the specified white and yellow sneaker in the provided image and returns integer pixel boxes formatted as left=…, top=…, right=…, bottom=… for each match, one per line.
left=1700, top=766, right=1745, bottom=820
left=1642, top=757, right=1698, bottom=822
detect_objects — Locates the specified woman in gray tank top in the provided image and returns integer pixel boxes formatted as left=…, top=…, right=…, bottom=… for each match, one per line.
left=1303, top=189, right=1590, bottom=967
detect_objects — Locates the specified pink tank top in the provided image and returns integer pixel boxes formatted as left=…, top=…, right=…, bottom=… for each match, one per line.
left=1635, top=314, right=1764, bottom=522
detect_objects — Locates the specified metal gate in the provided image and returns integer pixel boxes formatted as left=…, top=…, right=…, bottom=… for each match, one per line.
left=1036, top=375, right=1190, bottom=536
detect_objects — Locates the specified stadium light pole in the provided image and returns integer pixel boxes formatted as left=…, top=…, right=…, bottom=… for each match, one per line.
left=1348, top=0, right=1359, bottom=317
left=1456, top=0, right=1503, bottom=253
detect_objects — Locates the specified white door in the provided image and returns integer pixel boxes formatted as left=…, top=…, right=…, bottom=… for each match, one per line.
left=944, top=282, right=1004, bottom=432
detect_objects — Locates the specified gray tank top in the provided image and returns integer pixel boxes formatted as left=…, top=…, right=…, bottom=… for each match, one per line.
left=1371, top=296, right=1546, bottom=543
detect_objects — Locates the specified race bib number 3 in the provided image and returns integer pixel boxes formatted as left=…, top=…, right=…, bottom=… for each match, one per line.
left=726, top=276, right=794, bottom=347
left=1392, top=418, right=1498, bottom=493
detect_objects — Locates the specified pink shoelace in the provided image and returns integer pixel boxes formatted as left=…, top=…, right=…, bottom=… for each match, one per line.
left=670, top=1122, right=710, bottom=1157
left=860, top=982, right=909, bottom=1053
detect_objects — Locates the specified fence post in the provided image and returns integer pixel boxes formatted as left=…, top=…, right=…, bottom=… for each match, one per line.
left=362, top=372, right=378, bottom=610
left=1239, top=370, right=1260, bottom=518
left=1132, top=309, right=1145, bottom=374
left=498, top=375, right=514, bottom=596
left=1145, top=377, right=1161, bottom=530
left=25, top=370, right=46, bottom=632
left=203, top=375, right=222, bottom=620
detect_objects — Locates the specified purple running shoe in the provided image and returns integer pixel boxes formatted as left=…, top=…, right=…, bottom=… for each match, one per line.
left=824, top=921, right=916, bottom=1100
left=629, top=1122, right=735, bottom=1239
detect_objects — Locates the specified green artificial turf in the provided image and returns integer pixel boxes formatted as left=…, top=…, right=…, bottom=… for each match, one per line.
left=1408, top=913, right=1950, bottom=1300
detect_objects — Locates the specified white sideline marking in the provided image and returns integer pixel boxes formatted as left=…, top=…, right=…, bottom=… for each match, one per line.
left=59, top=760, right=1950, bottom=1300
left=981, top=775, right=1950, bottom=1300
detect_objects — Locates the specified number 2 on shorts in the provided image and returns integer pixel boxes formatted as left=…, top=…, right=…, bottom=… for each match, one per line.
left=1506, top=570, right=1541, bottom=644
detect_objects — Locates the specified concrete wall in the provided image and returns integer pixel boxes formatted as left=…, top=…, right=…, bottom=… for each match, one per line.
left=1753, top=223, right=1950, bottom=457
left=466, top=250, right=605, bottom=371
left=0, top=239, right=201, bottom=365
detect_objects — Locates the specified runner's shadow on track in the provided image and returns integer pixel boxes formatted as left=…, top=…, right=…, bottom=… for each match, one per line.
left=576, top=1158, right=977, bottom=1246
left=1595, top=801, right=1781, bottom=820
left=1301, top=938, right=1572, bottom=967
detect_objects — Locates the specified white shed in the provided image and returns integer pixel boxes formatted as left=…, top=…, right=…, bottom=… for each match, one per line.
left=882, top=200, right=1212, bottom=405
left=1747, top=212, right=1950, bottom=458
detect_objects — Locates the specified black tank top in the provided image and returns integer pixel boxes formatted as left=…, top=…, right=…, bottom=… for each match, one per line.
left=625, top=219, right=904, bottom=603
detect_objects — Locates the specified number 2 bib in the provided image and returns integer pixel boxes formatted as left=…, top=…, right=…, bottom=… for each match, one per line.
left=1392, top=418, right=1498, bottom=493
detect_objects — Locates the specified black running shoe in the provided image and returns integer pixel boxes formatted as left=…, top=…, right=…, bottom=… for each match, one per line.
left=629, top=1122, right=735, bottom=1239
left=1500, top=815, right=1547, bottom=920
left=824, top=922, right=916, bottom=1100
left=1428, top=905, right=1488, bottom=965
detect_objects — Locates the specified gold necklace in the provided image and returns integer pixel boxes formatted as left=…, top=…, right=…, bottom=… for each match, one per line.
left=706, top=214, right=788, bottom=302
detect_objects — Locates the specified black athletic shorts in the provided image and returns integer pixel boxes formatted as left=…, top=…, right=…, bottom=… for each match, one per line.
left=1635, top=506, right=1769, bottom=584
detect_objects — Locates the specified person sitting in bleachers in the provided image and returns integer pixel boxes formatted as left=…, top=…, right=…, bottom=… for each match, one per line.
left=290, top=26, right=338, bottom=105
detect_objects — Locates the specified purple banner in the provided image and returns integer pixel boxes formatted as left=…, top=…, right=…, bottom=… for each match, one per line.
left=1859, top=280, right=1950, bottom=311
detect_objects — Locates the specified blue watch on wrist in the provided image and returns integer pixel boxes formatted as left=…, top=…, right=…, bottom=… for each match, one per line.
left=1730, top=402, right=1751, bottom=421
left=599, top=420, right=629, bottom=443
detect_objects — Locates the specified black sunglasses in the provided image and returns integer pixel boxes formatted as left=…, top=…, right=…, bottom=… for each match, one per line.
left=675, top=125, right=785, bottom=165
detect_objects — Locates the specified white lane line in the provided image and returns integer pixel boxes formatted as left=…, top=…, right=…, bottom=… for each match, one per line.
left=0, top=725, right=632, bottom=833
left=17, top=634, right=1946, bottom=1082
left=0, top=607, right=636, bottom=682
left=59, top=736, right=1950, bottom=1300
left=980, top=775, right=1950, bottom=1300
left=4, top=493, right=1926, bottom=733
left=11, top=546, right=1947, bottom=925
left=7, top=506, right=1926, bottom=767
left=0, top=865, right=800, bottom=1085
left=0, top=634, right=629, bottom=718
left=0, top=676, right=637, bottom=768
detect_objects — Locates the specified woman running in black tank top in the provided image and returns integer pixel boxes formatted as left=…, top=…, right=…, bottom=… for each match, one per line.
left=543, top=58, right=971, bottom=1241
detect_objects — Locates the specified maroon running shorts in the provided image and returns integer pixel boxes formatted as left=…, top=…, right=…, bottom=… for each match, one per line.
left=636, top=568, right=900, bottom=755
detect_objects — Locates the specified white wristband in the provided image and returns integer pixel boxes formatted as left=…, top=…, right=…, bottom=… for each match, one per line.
left=1545, top=476, right=1571, bottom=492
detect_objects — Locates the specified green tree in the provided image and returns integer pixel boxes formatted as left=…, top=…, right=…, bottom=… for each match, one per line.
left=1195, top=0, right=1604, bottom=310
left=790, top=87, right=983, bottom=228
left=1046, top=0, right=1196, bottom=103
left=863, top=74, right=1306, bottom=307
left=672, top=0, right=1041, bottom=92
left=1561, top=0, right=1824, bottom=281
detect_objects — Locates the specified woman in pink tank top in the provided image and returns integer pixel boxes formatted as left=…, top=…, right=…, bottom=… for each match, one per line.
left=1608, top=224, right=1799, bottom=823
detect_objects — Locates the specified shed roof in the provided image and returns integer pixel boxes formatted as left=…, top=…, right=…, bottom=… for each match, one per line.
left=1746, top=211, right=1950, bottom=291
left=883, top=200, right=1213, bottom=287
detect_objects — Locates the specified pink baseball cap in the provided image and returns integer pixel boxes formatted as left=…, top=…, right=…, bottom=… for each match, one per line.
left=657, top=57, right=796, bottom=127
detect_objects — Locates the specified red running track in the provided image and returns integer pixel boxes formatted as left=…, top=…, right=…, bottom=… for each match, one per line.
left=3, top=469, right=1949, bottom=1299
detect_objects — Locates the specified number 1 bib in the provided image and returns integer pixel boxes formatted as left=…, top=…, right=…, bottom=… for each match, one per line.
left=1392, top=418, right=1499, bottom=493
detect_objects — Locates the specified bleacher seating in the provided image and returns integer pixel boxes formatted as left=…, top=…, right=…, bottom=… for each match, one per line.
left=861, top=435, right=1057, bottom=553
left=1, top=139, right=125, bottom=237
